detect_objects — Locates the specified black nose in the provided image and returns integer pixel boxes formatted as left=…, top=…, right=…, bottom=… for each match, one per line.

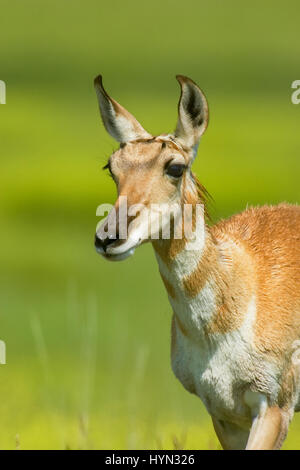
left=94, top=233, right=119, bottom=252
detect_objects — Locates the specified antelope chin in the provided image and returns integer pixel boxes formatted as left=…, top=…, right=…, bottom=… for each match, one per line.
left=95, top=245, right=136, bottom=262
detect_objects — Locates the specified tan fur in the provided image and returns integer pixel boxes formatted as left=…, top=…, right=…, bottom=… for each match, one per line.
left=212, top=204, right=300, bottom=354
left=246, top=405, right=289, bottom=450
left=153, top=237, right=187, bottom=266
left=156, top=203, right=300, bottom=343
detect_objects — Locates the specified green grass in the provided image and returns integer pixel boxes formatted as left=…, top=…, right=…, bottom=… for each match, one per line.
left=0, top=0, right=299, bottom=449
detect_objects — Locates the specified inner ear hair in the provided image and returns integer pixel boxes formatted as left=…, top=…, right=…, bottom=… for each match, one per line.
left=174, top=75, right=209, bottom=155
left=184, top=85, right=202, bottom=123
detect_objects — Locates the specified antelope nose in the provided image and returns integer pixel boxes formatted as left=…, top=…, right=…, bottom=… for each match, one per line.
left=94, top=233, right=119, bottom=253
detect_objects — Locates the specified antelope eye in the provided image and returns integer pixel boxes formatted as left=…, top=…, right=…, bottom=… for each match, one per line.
left=166, top=163, right=185, bottom=178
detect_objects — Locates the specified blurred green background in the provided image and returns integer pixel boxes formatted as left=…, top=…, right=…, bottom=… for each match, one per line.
left=0, top=0, right=299, bottom=450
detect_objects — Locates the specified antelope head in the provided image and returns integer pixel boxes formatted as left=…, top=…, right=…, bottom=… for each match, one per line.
left=94, top=75, right=209, bottom=261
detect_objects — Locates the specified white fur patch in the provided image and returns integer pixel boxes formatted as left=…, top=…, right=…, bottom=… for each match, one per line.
left=155, top=215, right=206, bottom=283
left=171, top=293, right=281, bottom=424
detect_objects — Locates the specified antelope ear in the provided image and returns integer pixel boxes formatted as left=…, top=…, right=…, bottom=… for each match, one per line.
left=174, top=75, right=209, bottom=159
left=94, top=75, right=152, bottom=143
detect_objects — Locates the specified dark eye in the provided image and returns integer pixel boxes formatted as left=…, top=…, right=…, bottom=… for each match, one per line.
left=166, top=163, right=186, bottom=178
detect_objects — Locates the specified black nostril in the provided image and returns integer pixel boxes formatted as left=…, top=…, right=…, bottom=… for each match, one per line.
left=94, top=233, right=119, bottom=252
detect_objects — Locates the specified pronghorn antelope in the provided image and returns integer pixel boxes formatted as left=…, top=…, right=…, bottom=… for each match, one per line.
left=93, top=74, right=300, bottom=450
